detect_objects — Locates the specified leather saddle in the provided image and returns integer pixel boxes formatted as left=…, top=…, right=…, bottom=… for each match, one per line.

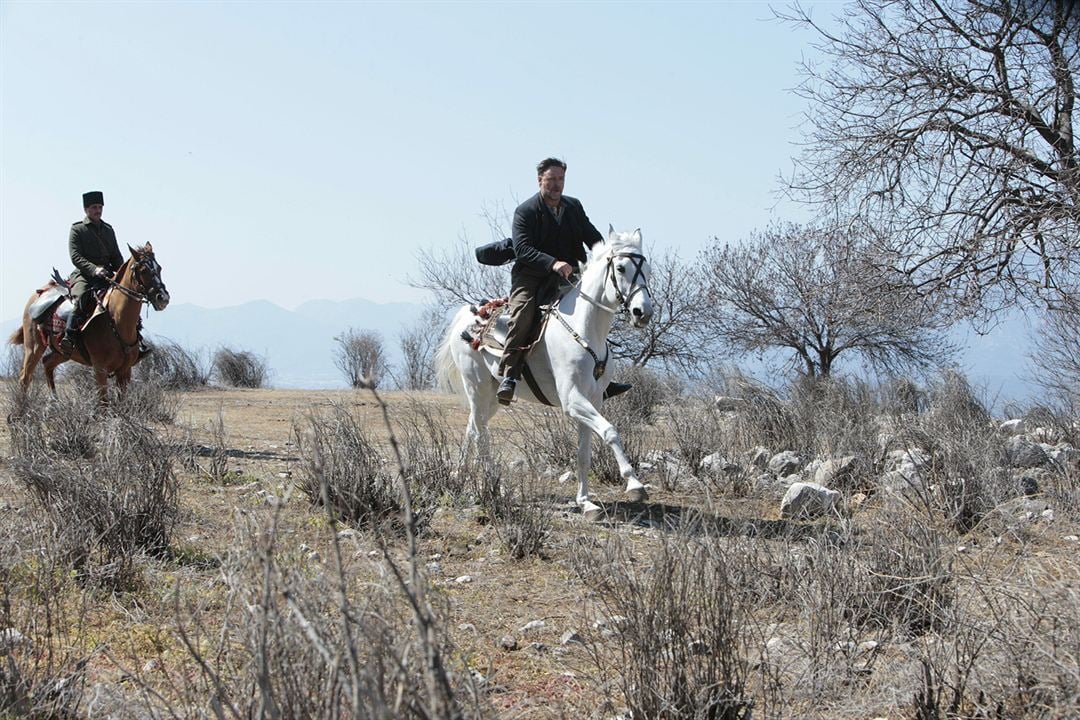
left=462, top=276, right=577, bottom=357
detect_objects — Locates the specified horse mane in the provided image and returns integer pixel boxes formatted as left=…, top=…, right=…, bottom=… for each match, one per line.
left=584, top=231, right=641, bottom=272
left=115, top=244, right=154, bottom=280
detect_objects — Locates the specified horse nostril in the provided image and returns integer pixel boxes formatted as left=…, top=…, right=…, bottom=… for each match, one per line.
left=633, top=307, right=643, bottom=317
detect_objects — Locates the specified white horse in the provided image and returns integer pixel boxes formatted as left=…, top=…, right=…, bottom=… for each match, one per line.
left=436, top=227, right=653, bottom=519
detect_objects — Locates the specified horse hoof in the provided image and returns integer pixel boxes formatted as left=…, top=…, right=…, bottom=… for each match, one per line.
left=582, top=501, right=603, bottom=522
left=625, top=487, right=648, bottom=503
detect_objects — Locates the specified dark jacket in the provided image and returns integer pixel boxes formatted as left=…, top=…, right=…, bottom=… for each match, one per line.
left=511, top=193, right=603, bottom=278
left=69, top=217, right=123, bottom=284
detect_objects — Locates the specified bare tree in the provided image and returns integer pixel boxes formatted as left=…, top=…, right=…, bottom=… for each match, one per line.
left=698, top=222, right=957, bottom=378
left=334, top=329, right=389, bottom=389
left=782, top=0, right=1080, bottom=313
left=1029, top=295, right=1080, bottom=408
left=396, top=308, right=444, bottom=391
left=410, top=232, right=511, bottom=310
left=609, top=250, right=715, bottom=375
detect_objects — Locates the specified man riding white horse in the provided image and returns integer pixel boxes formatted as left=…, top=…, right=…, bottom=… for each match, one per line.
left=497, top=157, right=629, bottom=404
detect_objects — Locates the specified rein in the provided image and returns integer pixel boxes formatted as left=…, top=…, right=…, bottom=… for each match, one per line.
left=100, top=258, right=159, bottom=348
left=547, top=250, right=649, bottom=380
left=106, top=261, right=154, bottom=303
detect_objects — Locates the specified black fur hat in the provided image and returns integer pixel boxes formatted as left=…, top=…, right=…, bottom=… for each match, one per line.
left=82, top=190, right=104, bottom=207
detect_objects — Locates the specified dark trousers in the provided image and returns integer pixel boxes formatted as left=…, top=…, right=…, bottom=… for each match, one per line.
left=66, top=275, right=102, bottom=332
left=499, top=271, right=557, bottom=379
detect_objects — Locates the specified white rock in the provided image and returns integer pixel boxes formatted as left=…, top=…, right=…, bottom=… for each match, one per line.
left=519, top=619, right=546, bottom=633
left=814, top=456, right=859, bottom=487
left=0, top=628, right=31, bottom=651
left=780, top=482, right=840, bottom=519
left=999, top=418, right=1027, bottom=436
left=1005, top=436, right=1049, bottom=469
left=768, top=451, right=802, bottom=477
left=560, top=630, right=584, bottom=645
left=558, top=471, right=574, bottom=485
left=454, top=575, right=473, bottom=584
left=747, top=446, right=771, bottom=470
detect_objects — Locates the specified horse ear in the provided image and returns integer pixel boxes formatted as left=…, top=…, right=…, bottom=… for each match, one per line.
left=607, top=224, right=616, bottom=239
left=128, top=243, right=138, bottom=256
left=633, top=228, right=642, bottom=242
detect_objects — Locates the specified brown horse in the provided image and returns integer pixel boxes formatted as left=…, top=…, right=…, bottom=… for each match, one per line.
left=8, top=243, right=170, bottom=402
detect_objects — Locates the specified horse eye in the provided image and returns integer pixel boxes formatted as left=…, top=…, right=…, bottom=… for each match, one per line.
left=616, top=266, right=626, bottom=274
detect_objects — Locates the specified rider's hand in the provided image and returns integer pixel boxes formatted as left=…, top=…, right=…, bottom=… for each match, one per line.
left=552, top=260, right=573, bottom=279
left=93, top=266, right=112, bottom=279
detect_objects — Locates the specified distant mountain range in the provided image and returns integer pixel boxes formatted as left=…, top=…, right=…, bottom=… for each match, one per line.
left=0, top=297, right=1041, bottom=403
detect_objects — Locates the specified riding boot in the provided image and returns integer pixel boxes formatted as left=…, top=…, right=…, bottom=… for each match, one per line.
left=603, top=381, right=633, bottom=400
left=497, top=376, right=517, bottom=405
left=60, top=310, right=83, bottom=354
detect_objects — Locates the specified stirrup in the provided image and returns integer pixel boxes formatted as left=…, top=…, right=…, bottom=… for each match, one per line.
left=497, top=377, right=516, bottom=405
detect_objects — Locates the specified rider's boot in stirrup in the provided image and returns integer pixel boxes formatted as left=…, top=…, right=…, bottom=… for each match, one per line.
left=497, top=376, right=517, bottom=405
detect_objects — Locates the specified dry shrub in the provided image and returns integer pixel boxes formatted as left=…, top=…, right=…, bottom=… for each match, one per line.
left=135, top=338, right=209, bottom=389
left=113, top=374, right=182, bottom=424
left=896, top=373, right=1012, bottom=533
left=715, top=373, right=801, bottom=455
left=861, top=512, right=954, bottom=636
left=605, top=363, right=676, bottom=423
left=1, top=345, right=22, bottom=379
left=667, top=396, right=732, bottom=472
left=6, top=387, right=179, bottom=587
left=392, top=397, right=469, bottom=502
left=573, top=533, right=765, bottom=720
left=0, top=524, right=93, bottom=718
left=163, top=509, right=482, bottom=718
left=490, top=474, right=552, bottom=560
left=212, top=346, right=269, bottom=388
left=912, top=558, right=1080, bottom=719
left=184, top=412, right=232, bottom=483
left=295, top=403, right=436, bottom=534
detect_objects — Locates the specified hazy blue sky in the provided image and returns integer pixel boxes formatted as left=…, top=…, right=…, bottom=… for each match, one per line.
left=1, top=1, right=825, bottom=320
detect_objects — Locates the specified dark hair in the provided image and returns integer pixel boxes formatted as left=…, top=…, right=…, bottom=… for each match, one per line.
left=536, top=157, right=567, bottom=176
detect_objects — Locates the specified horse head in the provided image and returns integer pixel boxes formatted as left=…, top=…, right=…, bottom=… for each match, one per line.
left=126, top=243, right=170, bottom=311
left=582, top=227, right=653, bottom=328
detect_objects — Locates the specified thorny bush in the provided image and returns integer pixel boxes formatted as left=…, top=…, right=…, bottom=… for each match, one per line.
left=6, top=384, right=179, bottom=588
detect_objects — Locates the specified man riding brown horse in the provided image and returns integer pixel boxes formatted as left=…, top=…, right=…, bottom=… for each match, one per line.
left=63, top=190, right=150, bottom=360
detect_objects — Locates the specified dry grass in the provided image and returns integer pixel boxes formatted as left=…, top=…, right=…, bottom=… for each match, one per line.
left=1, top=379, right=1078, bottom=718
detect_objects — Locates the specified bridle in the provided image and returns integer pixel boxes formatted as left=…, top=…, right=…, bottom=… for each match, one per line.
left=548, top=250, right=651, bottom=380
left=608, top=252, right=651, bottom=311
left=107, top=255, right=166, bottom=305
left=575, top=251, right=652, bottom=315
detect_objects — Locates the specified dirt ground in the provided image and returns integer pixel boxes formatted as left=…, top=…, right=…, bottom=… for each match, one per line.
left=2, top=385, right=1078, bottom=718
left=0, top=387, right=692, bottom=716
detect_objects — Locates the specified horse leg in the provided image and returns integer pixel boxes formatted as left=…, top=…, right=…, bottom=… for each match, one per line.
left=41, top=349, right=66, bottom=396
left=562, top=392, right=648, bottom=503
left=576, top=422, right=603, bottom=520
left=94, top=367, right=110, bottom=406
left=116, top=367, right=132, bottom=395
left=465, top=385, right=498, bottom=470
left=18, top=333, right=45, bottom=392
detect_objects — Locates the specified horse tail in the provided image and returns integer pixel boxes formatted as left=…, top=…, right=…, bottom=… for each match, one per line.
left=8, top=327, right=23, bottom=346
left=435, top=306, right=472, bottom=394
